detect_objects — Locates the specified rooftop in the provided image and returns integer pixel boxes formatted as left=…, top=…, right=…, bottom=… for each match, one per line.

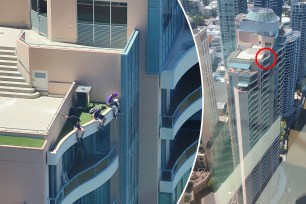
left=0, top=27, right=21, bottom=47
left=0, top=96, right=63, bottom=133
left=236, top=46, right=263, bottom=60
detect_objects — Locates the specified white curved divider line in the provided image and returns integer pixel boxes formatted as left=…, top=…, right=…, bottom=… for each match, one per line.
left=62, top=156, right=119, bottom=204
left=159, top=153, right=196, bottom=193
left=161, top=46, right=197, bottom=89
left=47, top=107, right=114, bottom=165
left=160, top=98, right=202, bottom=140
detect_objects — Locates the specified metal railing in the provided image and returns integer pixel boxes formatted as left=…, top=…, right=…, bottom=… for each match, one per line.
left=161, top=140, right=198, bottom=182
left=31, top=10, right=48, bottom=36
left=161, top=87, right=202, bottom=128
left=49, top=145, right=118, bottom=204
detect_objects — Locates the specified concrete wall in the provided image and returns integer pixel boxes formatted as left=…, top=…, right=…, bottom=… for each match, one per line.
left=47, top=0, right=77, bottom=43
left=16, top=41, right=122, bottom=102
left=238, top=31, right=276, bottom=47
left=194, top=28, right=218, bottom=146
left=16, top=38, right=32, bottom=85
left=0, top=146, right=46, bottom=204
left=127, top=0, right=161, bottom=203
left=0, top=0, right=30, bottom=27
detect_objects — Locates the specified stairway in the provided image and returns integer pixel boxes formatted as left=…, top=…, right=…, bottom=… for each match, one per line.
left=0, top=46, right=39, bottom=99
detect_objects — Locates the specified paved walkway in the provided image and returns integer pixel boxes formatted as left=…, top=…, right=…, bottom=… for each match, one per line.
left=0, top=27, right=22, bottom=47
left=0, top=96, right=63, bottom=133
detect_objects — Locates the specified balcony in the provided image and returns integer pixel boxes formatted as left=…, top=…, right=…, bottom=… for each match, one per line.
left=47, top=103, right=116, bottom=166
left=159, top=139, right=198, bottom=193
left=160, top=87, right=202, bottom=140
left=49, top=145, right=118, bottom=204
left=160, top=26, right=197, bottom=89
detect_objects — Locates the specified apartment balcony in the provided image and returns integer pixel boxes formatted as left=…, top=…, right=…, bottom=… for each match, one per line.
left=47, top=104, right=116, bottom=166
left=49, top=145, right=118, bottom=204
left=160, top=26, right=197, bottom=89
left=159, top=133, right=198, bottom=193
left=160, top=86, right=202, bottom=140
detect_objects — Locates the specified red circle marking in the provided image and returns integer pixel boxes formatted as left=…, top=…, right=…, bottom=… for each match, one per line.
left=255, top=48, right=277, bottom=71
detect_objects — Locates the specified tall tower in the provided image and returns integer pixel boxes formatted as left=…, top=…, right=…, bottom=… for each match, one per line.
left=291, top=2, right=306, bottom=81
left=253, top=0, right=283, bottom=18
left=227, top=8, right=282, bottom=204
left=217, top=0, right=247, bottom=68
left=282, top=30, right=301, bottom=120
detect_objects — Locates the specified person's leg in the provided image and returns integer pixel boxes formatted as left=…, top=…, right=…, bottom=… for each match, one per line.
left=112, top=105, right=118, bottom=119
left=75, top=123, right=84, bottom=140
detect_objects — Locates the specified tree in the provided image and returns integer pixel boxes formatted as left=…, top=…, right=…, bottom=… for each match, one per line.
left=192, top=15, right=205, bottom=26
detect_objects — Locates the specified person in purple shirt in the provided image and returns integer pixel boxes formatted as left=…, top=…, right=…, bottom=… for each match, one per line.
left=106, top=92, right=120, bottom=119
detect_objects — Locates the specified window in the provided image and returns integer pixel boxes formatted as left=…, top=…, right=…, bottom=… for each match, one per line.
left=95, top=1, right=110, bottom=24
left=78, top=0, right=93, bottom=22
left=111, top=2, right=127, bottom=24
left=77, top=0, right=127, bottom=47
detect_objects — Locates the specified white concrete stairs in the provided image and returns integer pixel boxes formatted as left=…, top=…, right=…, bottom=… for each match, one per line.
left=0, top=46, right=39, bottom=99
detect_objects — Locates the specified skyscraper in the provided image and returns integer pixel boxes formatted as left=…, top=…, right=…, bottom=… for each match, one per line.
left=227, top=8, right=283, bottom=203
left=0, top=1, right=201, bottom=204
left=253, top=0, right=283, bottom=18
left=217, top=0, right=247, bottom=68
left=291, top=2, right=306, bottom=81
left=282, top=30, right=301, bottom=120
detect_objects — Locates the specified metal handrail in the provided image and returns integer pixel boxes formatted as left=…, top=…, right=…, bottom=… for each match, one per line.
left=49, top=145, right=118, bottom=204
left=161, top=87, right=202, bottom=128
left=161, top=140, right=198, bottom=181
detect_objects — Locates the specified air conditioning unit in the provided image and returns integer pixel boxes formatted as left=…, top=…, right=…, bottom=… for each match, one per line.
left=75, top=86, right=91, bottom=108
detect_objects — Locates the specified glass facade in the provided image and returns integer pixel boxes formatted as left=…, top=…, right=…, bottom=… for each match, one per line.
left=49, top=126, right=112, bottom=204
left=121, top=31, right=140, bottom=204
left=159, top=170, right=190, bottom=204
left=147, top=0, right=184, bottom=74
left=73, top=180, right=110, bottom=204
left=77, top=0, right=127, bottom=48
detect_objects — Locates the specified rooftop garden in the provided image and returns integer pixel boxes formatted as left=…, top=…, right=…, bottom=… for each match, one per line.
left=54, top=103, right=108, bottom=147
left=0, top=136, right=45, bottom=148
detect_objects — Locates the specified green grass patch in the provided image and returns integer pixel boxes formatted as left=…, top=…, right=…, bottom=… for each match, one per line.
left=54, top=103, right=108, bottom=147
left=0, top=136, right=45, bottom=148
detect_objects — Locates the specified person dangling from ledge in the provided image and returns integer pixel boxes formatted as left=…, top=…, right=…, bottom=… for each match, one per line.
left=89, top=106, right=107, bottom=130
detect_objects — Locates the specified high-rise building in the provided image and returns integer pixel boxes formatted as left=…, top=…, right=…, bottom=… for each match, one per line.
left=0, top=1, right=202, bottom=204
left=217, top=0, right=247, bottom=68
left=291, top=2, right=306, bottom=81
left=194, top=27, right=219, bottom=150
left=282, top=30, right=301, bottom=120
left=227, top=8, right=283, bottom=203
left=253, top=0, right=283, bottom=18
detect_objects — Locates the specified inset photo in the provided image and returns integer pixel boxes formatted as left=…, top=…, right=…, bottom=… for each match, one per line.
left=180, top=0, right=306, bottom=204
left=0, top=0, right=202, bottom=204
